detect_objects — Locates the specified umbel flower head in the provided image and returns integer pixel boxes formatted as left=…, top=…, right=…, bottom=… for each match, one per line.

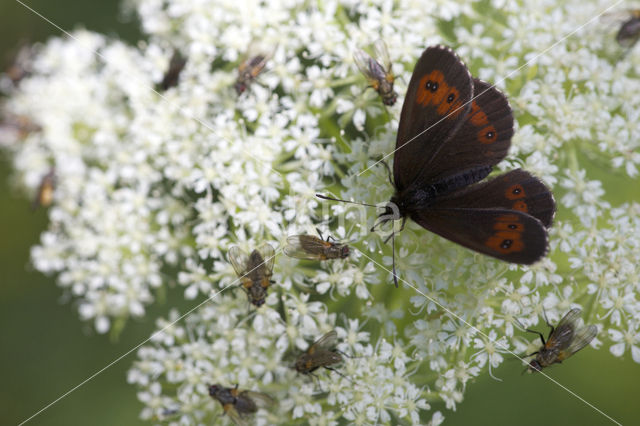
left=2, top=0, right=640, bottom=423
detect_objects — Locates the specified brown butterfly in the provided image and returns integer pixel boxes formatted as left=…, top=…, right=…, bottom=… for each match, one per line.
left=353, top=39, right=397, bottom=106
left=228, top=244, right=275, bottom=307
left=284, top=229, right=349, bottom=261
left=525, top=308, right=597, bottom=373
left=319, top=45, right=555, bottom=287
left=208, top=384, right=274, bottom=425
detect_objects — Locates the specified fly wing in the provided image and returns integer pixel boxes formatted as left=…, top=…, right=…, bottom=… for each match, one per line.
left=228, top=246, right=249, bottom=277
left=242, top=391, right=275, bottom=409
left=284, top=235, right=327, bottom=260
left=309, top=330, right=338, bottom=354
left=554, top=308, right=583, bottom=333
left=224, top=406, right=247, bottom=426
left=256, top=243, right=276, bottom=275
left=546, top=308, right=582, bottom=351
left=373, top=39, right=391, bottom=72
left=353, top=48, right=380, bottom=83
left=557, top=324, right=598, bottom=361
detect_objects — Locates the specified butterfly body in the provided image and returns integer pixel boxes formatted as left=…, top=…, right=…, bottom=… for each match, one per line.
left=388, top=164, right=494, bottom=214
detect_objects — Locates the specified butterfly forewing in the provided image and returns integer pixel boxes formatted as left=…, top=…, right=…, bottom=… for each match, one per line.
left=393, top=45, right=474, bottom=191
left=419, top=79, right=513, bottom=184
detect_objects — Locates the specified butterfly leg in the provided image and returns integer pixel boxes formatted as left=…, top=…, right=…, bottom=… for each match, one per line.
left=392, top=231, right=399, bottom=288
left=378, top=159, right=394, bottom=186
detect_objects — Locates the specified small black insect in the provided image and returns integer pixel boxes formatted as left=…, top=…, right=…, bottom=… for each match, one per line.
left=228, top=244, right=275, bottom=307
left=234, top=50, right=271, bottom=95
left=294, top=330, right=346, bottom=379
left=525, top=308, right=597, bottom=373
left=284, top=229, right=349, bottom=260
left=353, top=39, right=397, bottom=106
left=32, top=168, right=55, bottom=210
left=208, top=384, right=274, bottom=425
left=159, top=50, right=187, bottom=91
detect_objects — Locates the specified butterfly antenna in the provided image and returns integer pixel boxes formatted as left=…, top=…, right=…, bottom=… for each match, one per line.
left=392, top=231, right=398, bottom=288
left=316, top=193, right=379, bottom=208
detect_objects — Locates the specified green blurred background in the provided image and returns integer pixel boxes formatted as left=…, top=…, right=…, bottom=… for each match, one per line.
left=0, top=1, right=637, bottom=425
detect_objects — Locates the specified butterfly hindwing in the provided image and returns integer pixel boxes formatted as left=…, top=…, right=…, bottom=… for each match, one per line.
left=411, top=207, right=549, bottom=264
left=393, top=46, right=473, bottom=191
left=419, top=79, right=513, bottom=184
left=436, top=169, right=555, bottom=227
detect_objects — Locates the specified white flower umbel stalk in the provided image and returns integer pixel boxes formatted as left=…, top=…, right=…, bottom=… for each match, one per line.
left=2, top=0, right=640, bottom=423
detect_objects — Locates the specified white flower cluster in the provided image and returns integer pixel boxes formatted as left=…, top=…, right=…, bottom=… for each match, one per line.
left=2, top=0, right=640, bottom=423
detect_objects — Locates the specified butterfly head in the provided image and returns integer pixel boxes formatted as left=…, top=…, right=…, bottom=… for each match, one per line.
left=371, top=200, right=403, bottom=232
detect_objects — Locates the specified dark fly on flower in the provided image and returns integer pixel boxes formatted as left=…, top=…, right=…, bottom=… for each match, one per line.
left=228, top=244, right=275, bottom=307
left=615, top=10, right=640, bottom=48
left=32, top=168, right=55, bottom=210
left=159, top=50, right=187, bottom=91
left=208, top=384, right=274, bottom=426
left=294, top=330, right=347, bottom=379
left=525, top=308, right=597, bottom=373
left=284, top=228, right=349, bottom=261
left=353, top=39, right=397, bottom=106
left=602, top=9, right=640, bottom=50
left=234, top=46, right=273, bottom=95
